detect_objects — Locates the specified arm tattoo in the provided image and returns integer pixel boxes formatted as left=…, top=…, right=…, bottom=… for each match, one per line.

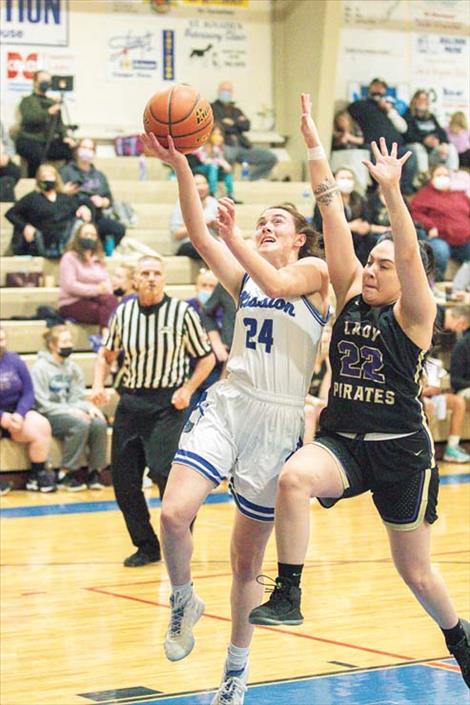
left=314, top=178, right=339, bottom=206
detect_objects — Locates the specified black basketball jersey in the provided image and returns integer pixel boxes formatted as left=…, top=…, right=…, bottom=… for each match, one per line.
left=320, top=295, right=428, bottom=434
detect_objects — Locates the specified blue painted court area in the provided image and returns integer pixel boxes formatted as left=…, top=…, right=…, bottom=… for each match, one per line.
left=122, top=663, right=468, bottom=705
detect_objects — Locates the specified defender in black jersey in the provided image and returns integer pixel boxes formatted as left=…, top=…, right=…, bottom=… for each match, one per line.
left=249, top=96, right=470, bottom=690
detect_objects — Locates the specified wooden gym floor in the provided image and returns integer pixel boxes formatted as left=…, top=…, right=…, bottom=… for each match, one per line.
left=1, top=461, right=469, bottom=705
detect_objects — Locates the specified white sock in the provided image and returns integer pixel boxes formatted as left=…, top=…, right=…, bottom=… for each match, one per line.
left=226, top=643, right=249, bottom=673
left=447, top=435, right=460, bottom=448
left=171, top=581, right=193, bottom=605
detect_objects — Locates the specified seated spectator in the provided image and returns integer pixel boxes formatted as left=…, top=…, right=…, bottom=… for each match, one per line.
left=0, top=122, right=21, bottom=198
left=446, top=111, right=470, bottom=170
left=449, top=305, right=470, bottom=408
left=404, top=90, right=459, bottom=177
left=313, top=167, right=375, bottom=265
left=5, top=163, right=91, bottom=257
left=202, top=280, right=236, bottom=369
left=111, top=263, right=137, bottom=303
left=410, top=165, right=470, bottom=280
left=0, top=326, right=55, bottom=492
left=31, top=325, right=108, bottom=491
left=58, top=223, right=118, bottom=335
left=452, top=262, right=470, bottom=303
left=211, top=80, right=277, bottom=181
left=60, top=138, right=126, bottom=248
left=348, top=77, right=416, bottom=194
left=193, top=124, right=237, bottom=200
left=331, top=109, right=364, bottom=151
left=170, top=172, right=218, bottom=259
left=304, top=325, right=332, bottom=443
left=422, top=357, right=470, bottom=463
left=15, top=70, right=74, bottom=178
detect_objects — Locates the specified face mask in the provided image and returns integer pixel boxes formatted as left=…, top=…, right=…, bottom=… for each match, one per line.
left=370, top=92, right=385, bottom=102
left=58, top=347, right=73, bottom=358
left=432, top=176, right=450, bottom=191
left=113, top=287, right=125, bottom=297
left=79, top=237, right=97, bottom=251
left=336, top=178, right=354, bottom=194
left=39, top=179, right=56, bottom=192
left=197, top=290, right=212, bottom=305
left=218, top=91, right=232, bottom=104
left=77, top=147, right=94, bottom=162
left=38, top=80, right=51, bottom=93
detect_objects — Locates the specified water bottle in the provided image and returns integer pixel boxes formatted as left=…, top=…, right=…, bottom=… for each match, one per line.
left=302, top=186, right=313, bottom=224
left=139, top=153, right=147, bottom=181
left=104, top=235, right=115, bottom=257
left=241, top=161, right=250, bottom=180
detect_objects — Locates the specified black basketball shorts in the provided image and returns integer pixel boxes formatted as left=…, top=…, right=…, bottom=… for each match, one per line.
left=312, top=428, right=439, bottom=531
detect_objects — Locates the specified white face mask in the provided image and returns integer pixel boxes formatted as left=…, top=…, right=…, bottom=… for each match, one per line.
left=432, top=175, right=450, bottom=191
left=336, top=178, right=355, bottom=194
left=77, top=147, right=94, bottom=162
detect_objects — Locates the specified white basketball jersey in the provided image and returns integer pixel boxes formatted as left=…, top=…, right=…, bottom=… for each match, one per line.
left=227, top=274, right=328, bottom=401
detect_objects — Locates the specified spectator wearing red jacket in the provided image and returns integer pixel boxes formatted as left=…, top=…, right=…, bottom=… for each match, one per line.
left=411, top=165, right=470, bottom=280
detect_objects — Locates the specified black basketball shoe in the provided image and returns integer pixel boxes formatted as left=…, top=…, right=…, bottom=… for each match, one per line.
left=248, top=576, right=303, bottom=626
left=449, top=618, right=470, bottom=688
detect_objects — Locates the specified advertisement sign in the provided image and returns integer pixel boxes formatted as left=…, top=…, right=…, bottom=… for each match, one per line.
left=0, top=0, right=69, bottom=47
left=107, top=27, right=159, bottom=80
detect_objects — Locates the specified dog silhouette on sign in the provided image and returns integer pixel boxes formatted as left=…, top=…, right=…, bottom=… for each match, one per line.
left=190, top=43, right=213, bottom=58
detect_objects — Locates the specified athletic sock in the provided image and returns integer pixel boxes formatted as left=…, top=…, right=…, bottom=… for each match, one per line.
left=447, top=435, right=460, bottom=448
left=226, top=643, right=249, bottom=673
left=30, top=461, right=45, bottom=474
left=278, top=562, right=304, bottom=587
left=442, top=619, right=466, bottom=647
left=171, top=581, right=193, bottom=605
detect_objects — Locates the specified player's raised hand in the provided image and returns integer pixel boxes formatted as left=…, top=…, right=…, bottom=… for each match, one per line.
left=216, top=197, right=237, bottom=241
left=362, top=138, right=411, bottom=188
left=139, top=132, right=186, bottom=169
left=300, top=93, right=321, bottom=148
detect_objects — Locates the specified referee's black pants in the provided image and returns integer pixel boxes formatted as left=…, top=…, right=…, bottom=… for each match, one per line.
left=112, top=389, right=186, bottom=556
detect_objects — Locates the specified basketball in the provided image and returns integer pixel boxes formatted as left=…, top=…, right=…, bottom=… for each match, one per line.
left=143, top=84, right=214, bottom=153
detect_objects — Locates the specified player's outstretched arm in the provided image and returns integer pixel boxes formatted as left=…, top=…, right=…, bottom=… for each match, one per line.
left=300, top=93, right=362, bottom=309
left=140, top=133, right=244, bottom=300
left=363, top=139, right=436, bottom=347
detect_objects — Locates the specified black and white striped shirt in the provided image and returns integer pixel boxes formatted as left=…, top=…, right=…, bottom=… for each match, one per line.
left=104, top=295, right=212, bottom=390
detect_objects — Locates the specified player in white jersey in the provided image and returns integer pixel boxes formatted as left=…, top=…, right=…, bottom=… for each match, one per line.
left=141, top=130, right=329, bottom=705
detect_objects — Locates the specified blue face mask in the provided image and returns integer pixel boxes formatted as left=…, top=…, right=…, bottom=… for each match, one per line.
left=198, top=290, right=211, bottom=305
left=218, top=91, right=232, bottom=104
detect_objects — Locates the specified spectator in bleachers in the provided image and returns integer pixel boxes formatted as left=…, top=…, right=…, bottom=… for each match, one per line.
left=331, top=109, right=364, bottom=151
left=0, top=122, right=21, bottom=198
left=170, top=172, right=218, bottom=259
left=449, top=305, right=470, bottom=409
left=404, top=90, right=459, bottom=177
left=304, top=325, right=332, bottom=443
left=452, top=262, right=470, bottom=302
left=58, top=223, right=118, bottom=336
left=313, top=167, right=375, bottom=265
left=202, top=281, right=236, bottom=367
left=446, top=111, right=470, bottom=170
left=410, top=165, right=470, bottom=281
left=348, top=78, right=416, bottom=194
left=422, top=357, right=470, bottom=463
left=60, top=138, right=126, bottom=248
left=5, top=163, right=92, bottom=256
left=0, top=326, right=55, bottom=492
left=193, top=124, right=236, bottom=200
left=111, top=263, right=137, bottom=304
left=31, top=325, right=108, bottom=491
left=211, top=80, right=277, bottom=180
left=15, top=70, right=75, bottom=178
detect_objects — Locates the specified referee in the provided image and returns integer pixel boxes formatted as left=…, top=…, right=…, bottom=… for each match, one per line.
left=92, top=255, right=214, bottom=567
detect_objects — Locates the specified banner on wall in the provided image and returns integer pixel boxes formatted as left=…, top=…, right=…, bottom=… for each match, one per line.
left=182, top=0, right=249, bottom=6
left=181, top=17, right=248, bottom=72
left=0, top=0, right=69, bottom=47
left=106, top=28, right=159, bottom=80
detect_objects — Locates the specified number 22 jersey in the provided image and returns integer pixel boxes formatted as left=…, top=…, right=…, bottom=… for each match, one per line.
left=226, top=274, right=328, bottom=401
left=320, top=295, right=428, bottom=434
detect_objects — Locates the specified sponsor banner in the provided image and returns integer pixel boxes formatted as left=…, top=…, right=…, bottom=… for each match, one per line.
left=183, top=0, right=249, bottom=6
left=182, top=17, right=248, bottom=72
left=106, top=26, right=159, bottom=80
left=162, top=29, right=175, bottom=81
left=0, top=0, right=69, bottom=47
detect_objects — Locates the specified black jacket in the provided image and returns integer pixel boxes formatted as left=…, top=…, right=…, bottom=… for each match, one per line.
left=450, top=330, right=470, bottom=392
left=211, top=100, right=251, bottom=148
left=404, top=111, right=448, bottom=146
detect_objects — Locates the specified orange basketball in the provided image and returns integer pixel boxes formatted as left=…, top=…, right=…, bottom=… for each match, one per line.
left=143, top=84, right=214, bottom=153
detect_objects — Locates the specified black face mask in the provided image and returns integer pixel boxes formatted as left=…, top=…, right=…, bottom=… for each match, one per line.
left=79, top=238, right=97, bottom=251
left=39, top=180, right=56, bottom=192
left=38, top=80, right=51, bottom=93
left=58, top=347, right=73, bottom=358
left=113, top=287, right=125, bottom=297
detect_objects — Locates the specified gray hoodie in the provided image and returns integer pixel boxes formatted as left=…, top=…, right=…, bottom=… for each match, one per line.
left=31, top=351, right=94, bottom=416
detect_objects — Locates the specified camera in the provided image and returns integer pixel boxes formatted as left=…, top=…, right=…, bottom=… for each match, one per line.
left=51, top=75, right=74, bottom=92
